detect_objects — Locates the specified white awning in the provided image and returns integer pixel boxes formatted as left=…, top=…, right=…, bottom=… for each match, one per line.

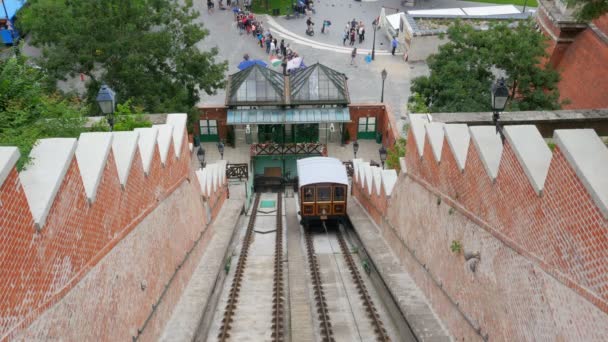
left=297, top=157, right=348, bottom=187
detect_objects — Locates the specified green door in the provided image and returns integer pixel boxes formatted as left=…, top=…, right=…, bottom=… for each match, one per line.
left=294, top=124, right=319, bottom=143
left=199, top=119, right=219, bottom=142
left=258, top=125, right=284, bottom=143
left=357, top=117, right=376, bottom=139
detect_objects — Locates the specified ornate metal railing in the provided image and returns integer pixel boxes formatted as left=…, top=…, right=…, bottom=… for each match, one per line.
left=250, top=143, right=327, bottom=156
left=343, top=161, right=354, bottom=178
left=226, top=163, right=249, bottom=180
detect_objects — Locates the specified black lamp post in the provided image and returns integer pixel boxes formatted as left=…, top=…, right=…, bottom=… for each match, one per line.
left=196, top=146, right=206, bottom=168
left=353, top=140, right=359, bottom=159
left=96, top=84, right=116, bottom=132
left=381, top=69, right=387, bottom=103
left=522, top=0, right=528, bottom=13
left=371, top=18, right=378, bottom=61
left=379, top=145, right=387, bottom=169
left=491, top=77, right=509, bottom=142
left=217, top=140, right=225, bottom=160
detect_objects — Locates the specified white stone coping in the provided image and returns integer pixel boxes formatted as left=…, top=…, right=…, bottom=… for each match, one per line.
left=504, top=126, right=552, bottom=195
left=75, top=132, right=114, bottom=203
left=0, top=147, right=20, bottom=188
left=112, top=131, right=140, bottom=188
left=409, top=117, right=428, bottom=157
left=134, top=127, right=159, bottom=175
left=19, top=138, right=77, bottom=230
left=399, top=157, right=407, bottom=175
left=153, top=124, right=174, bottom=165
left=382, top=169, right=398, bottom=196
left=469, top=126, right=503, bottom=180
left=554, top=129, right=608, bottom=218
left=425, top=122, right=445, bottom=162
left=372, top=167, right=383, bottom=195
left=166, top=113, right=187, bottom=159
left=195, top=168, right=206, bottom=196
left=444, top=124, right=470, bottom=171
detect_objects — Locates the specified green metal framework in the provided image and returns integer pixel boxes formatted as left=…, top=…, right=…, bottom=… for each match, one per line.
left=226, top=64, right=285, bottom=106
left=290, top=64, right=349, bottom=105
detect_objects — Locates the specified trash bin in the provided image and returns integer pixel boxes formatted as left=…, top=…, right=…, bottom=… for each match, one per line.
left=375, top=131, right=382, bottom=144
left=194, top=135, right=200, bottom=147
left=272, top=8, right=280, bottom=15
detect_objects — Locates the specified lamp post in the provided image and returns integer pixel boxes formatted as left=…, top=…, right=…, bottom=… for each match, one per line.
left=217, top=140, right=225, bottom=160
left=196, top=146, right=206, bottom=168
left=371, top=18, right=378, bottom=61
left=380, top=69, right=387, bottom=103
left=353, top=140, right=359, bottom=159
left=96, top=84, right=116, bottom=131
left=1, top=0, right=18, bottom=57
left=522, top=0, right=528, bottom=13
left=379, top=145, right=387, bottom=169
left=491, top=77, right=509, bottom=142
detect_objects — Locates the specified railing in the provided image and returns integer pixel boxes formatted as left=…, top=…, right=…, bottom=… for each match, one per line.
left=250, top=143, right=327, bottom=156
left=343, top=161, right=354, bottom=178
left=226, top=163, right=249, bottom=180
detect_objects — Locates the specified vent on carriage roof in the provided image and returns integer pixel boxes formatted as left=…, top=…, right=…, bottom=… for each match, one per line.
left=226, top=64, right=285, bottom=106
left=290, top=63, right=349, bottom=105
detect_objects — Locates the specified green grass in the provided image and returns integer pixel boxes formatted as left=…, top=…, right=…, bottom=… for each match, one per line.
left=251, top=0, right=293, bottom=15
left=466, top=0, right=538, bottom=7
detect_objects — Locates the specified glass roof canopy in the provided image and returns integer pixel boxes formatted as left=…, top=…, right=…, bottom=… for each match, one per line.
left=227, top=108, right=351, bottom=125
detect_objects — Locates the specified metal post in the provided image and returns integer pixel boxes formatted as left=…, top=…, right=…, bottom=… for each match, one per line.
left=522, top=0, right=528, bottom=13
left=381, top=77, right=386, bottom=103
left=371, top=21, right=377, bottom=61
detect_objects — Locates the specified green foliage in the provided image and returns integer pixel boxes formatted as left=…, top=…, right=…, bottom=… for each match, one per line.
left=187, top=106, right=200, bottom=134
left=409, top=20, right=562, bottom=113
left=0, top=57, right=86, bottom=170
left=386, top=138, right=406, bottom=172
left=567, top=0, right=608, bottom=21
left=90, top=99, right=152, bottom=132
left=407, top=93, right=429, bottom=114
left=450, top=240, right=463, bottom=254
left=19, top=0, right=227, bottom=114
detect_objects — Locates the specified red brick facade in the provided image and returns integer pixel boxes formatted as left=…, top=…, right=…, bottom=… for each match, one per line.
left=352, top=126, right=608, bottom=340
left=196, top=106, right=229, bottom=141
left=0, top=129, right=228, bottom=339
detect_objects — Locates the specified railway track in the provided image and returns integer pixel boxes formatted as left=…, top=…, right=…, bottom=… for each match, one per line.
left=271, top=192, right=285, bottom=341
left=336, top=229, right=391, bottom=342
left=217, top=193, right=261, bottom=341
left=304, top=229, right=335, bottom=342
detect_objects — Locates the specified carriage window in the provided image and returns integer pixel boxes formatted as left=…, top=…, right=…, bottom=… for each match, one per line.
left=333, top=186, right=345, bottom=201
left=317, top=186, right=331, bottom=201
left=303, top=187, right=315, bottom=202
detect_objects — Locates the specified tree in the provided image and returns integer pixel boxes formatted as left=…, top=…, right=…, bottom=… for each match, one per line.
left=18, top=0, right=227, bottom=114
left=567, top=0, right=608, bottom=21
left=0, top=57, right=86, bottom=169
left=90, top=99, right=152, bottom=132
left=409, top=20, right=562, bottom=113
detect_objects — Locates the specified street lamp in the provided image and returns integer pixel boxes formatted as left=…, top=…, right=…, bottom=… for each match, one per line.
left=196, top=146, right=206, bottom=168
left=96, top=84, right=116, bottom=131
left=217, top=140, right=225, bottom=160
left=381, top=69, right=387, bottom=103
left=353, top=140, right=359, bottom=159
left=491, top=77, right=509, bottom=141
left=371, top=18, right=378, bottom=61
left=379, top=145, right=387, bottom=169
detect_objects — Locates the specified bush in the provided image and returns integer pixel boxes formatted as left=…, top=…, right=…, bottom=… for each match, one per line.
left=90, top=99, right=152, bottom=132
left=386, top=138, right=406, bottom=172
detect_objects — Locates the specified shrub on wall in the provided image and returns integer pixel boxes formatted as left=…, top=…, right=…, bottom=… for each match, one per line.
left=386, top=137, right=406, bottom=172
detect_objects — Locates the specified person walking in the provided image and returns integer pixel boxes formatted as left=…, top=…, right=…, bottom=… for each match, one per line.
left=351, top=18, right=357, bottom=29
left=273, top=38, right=279, bottom=54
left=349, top=28, right=356, bottom=46
left=270, top=39, right=276, bottom=55
left=358, top=25, right=365, bottom=43
left=207, top=0, right=214, bottom=14
left=391, top=36, right=398, bottom=55
left=266, top=35, right=272, bottom=53
left=280, top=39, right=286, bottom=56
left=342, top=29, right=348, bottom=46
left=350, top=48, right=357, bottom=66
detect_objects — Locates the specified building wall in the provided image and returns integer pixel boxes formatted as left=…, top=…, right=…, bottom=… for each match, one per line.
left=347, top=104, right=399, bottom=146
left=197, top=106, right=229, bottom=141
left=351, top=123, right=608, bottom=341
left=0, top=119, right=229, bottom=340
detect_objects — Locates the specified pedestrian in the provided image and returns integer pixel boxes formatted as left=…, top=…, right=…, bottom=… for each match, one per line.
left=351, top=18, right=357, bottom=29
left=391, top=36, right=398, bottom=56
left=282, top=57, right=288, bottom=76
left=273, top=38, right=279, bottom=54
left=207, top=0, right=214, bottom=13
left=350, top=48, right=357, bottom=65
left=258, top=32, right=264, bottom=48
left=365, top=52, right=372, bottom=64
left=342, top=30, right=348, bottom=46
left=358, top=25, right=365, bottom=43
left=266, top=36, right=272, bottom=53
left=270, top=39, right=276, bottom=55
left=280, top=39, right=286, bottom=56
left=349, top=28, right=356, bottom=46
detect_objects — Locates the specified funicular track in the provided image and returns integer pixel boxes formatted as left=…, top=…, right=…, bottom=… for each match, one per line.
left=304, top=229, right=335, bottom=342
left=217, top=193, right=261, bottom=341
left=271, top=192, right=285, bottom=341
left=336, top=229, right=391, bottom=342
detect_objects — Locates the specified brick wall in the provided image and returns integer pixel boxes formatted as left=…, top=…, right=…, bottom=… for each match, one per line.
left=197, top=105, right=229, bottom=141
left=347, top=104, right=400, bottom=146
left=0, top=119, right=229, bottom=339
left=352, top=123, right=608, bottom=340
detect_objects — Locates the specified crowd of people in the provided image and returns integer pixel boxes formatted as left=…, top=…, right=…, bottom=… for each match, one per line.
left=342, top=18, right=366, bottom=46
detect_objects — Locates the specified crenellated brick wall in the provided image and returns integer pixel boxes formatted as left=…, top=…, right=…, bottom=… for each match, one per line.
left=0, top=114, right=229, bottom=340
left=352, top=117, right=608, bottom=340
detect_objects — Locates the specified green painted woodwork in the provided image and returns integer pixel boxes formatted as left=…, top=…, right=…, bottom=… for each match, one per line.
left=357, top=117, right=376, bottom=140
left=294, top=124, right=319, bottom=143
left=199, top=119, right=219, bottom=142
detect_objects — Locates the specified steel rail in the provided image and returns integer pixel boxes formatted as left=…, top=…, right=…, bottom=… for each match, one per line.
left=271, top=192, right=285, bottom=341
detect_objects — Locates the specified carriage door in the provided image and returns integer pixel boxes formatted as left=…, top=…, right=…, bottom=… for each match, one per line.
left=357, top=117, right=376, bottom=139
left=199, top=119, right=219, bottom=142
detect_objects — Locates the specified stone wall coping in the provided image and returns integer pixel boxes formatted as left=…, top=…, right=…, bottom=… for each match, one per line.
left=409, top=115, right=429, bottom=157
left=469, top=126, right=504, bottom=180
left=425, top=122, right=445, bottom=162
left=423, top=108, right=608, bottom=124
left=75, top=132, right=114, bottom=203
left=134, top=127, right=159, bottom=175
left=19, top=138, right=77, bottom=230
left=555, top=129, right=608, bottom=218
left=504, top=126, right=552, bottom=195
left=165, top=114, right=187, bottom=159
left=153, top=124, right=174, bottom=165
left=0, top=147, right=20, bottom=187
left=353, top=159, right=399, bottom=197
left=381, top=169, right=398, bottom=196
left=444, top=124, right=470, bottom=171
left=111, top=131, right=140, bottom=188
left=372, top=167, right=383, bottom=195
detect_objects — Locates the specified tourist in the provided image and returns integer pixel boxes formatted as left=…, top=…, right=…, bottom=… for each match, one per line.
left=207, top=0, right=214, bottom=14
left=350, top=48, right=357, bottom=65
left=270, top=39, right=276, bottom=55
left=266, top=34, right=272, bottom=53
left=343, top=29, right=348, bottom=46
left=391, top=36, right=398, bottom=56
left=358, top=24, right=365, bottom=43
left=349, top=28, right=356, bottom=46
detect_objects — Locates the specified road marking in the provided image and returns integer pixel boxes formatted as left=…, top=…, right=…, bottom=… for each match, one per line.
left=265, top=16, right=392, bottom=55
